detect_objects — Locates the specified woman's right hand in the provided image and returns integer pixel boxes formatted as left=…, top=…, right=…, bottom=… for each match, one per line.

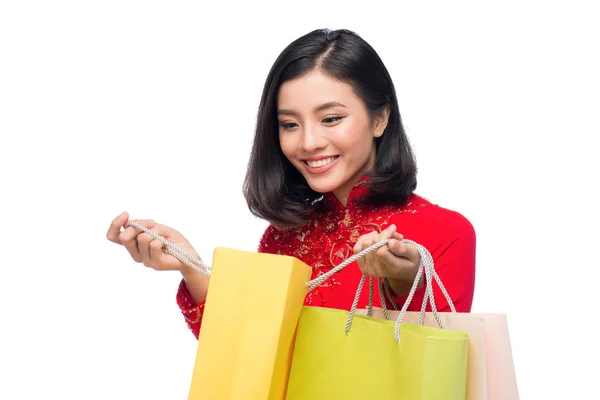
left=106, top=211, right=202, bottom=275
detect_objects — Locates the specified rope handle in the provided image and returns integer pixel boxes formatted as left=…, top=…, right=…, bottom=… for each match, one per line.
left=127, top=221, right=386, bottom=289
left=127, top=221, right=211, bottom=276
left=128, top=221, right=456, bottom=342
left=343, top=241, right=457, bottom=342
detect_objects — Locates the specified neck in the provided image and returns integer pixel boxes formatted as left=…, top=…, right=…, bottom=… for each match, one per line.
left=332, top=191, right=350, bottom=207
left=332, top=150, right=376, bottom=207
left=332, top=174, right=369, bottom=207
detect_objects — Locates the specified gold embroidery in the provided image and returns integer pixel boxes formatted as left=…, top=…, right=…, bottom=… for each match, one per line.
left=397, top=208, right=418, bottom=214
left=334, top=247, right=347, bottom=260
left=313, top=270, right=342, bottom=288
left=296, top=231, right=307, bottom=242
left=183, top=308, right=202, bottom=324
left=329, top=245, right=338, bottom=266
left=342, top=209, right=352, bottom=227
left=363, top=222, right=382, bottom=233
left=349, top=229, right=360, bottom=243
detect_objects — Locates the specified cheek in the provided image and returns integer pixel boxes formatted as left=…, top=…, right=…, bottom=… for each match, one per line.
left=278, top=133, right=296, bottom=159
left=335, top=123, right=373, bottom=150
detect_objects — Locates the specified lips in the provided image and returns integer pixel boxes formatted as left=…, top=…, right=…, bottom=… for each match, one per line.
left=304, top=156, right=338, bottom=168
left=302, top=156, right=339, bottom=174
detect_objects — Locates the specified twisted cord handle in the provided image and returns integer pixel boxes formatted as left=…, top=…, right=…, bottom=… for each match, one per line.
left=392, top=241, right=458, bottom=341
left=127, top=220, right=389, bottom=288
left=127, top=221, right=211, bottom=276
left=305, top=240, right=389, bottom=291
left=128, top=221, right=461, bottom=344
left=126, top=221, right=453, bottom=323
left=341, top=240, right=458, bottom=343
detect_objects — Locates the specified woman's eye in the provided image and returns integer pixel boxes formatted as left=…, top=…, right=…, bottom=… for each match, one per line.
left=279, top=122, right=298, bottom=129
left=323, top=116, right=344, bottom=124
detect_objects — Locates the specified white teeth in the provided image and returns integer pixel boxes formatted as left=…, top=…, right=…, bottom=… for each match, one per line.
left=306, top=156, right=337, bottom=168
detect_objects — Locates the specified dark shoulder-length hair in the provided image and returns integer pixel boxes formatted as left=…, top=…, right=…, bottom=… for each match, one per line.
left=243, top=28, right=417, bottom=229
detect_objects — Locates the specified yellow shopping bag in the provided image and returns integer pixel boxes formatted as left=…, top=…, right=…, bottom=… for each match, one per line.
left=188, top=247, right=311, bottom=400
left=286, top=241, right=470, bottom=400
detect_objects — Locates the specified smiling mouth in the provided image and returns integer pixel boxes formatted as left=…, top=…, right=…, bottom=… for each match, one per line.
left=303, top=156, right=339, bottom=168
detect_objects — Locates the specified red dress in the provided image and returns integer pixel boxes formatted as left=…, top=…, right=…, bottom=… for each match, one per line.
left=176, top=181, right=476, bottom=339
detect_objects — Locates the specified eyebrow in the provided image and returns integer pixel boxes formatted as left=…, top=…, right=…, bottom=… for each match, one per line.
left=278, top=101, right=347, bottom=116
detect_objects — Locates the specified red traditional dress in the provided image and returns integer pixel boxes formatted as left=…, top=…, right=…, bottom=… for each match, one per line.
left=177, top=180, right=476, bottom=339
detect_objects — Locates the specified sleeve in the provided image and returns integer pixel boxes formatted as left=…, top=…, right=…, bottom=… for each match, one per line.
left=176, top=279, right=206, bottom=339
left=176, top=225, right=278, bottom=339
left=389, top=207, right=476, bottom=313
left=257, top=224, right=279, bottom=254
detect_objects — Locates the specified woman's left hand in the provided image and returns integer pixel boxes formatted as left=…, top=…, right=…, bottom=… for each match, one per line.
left=352, top=224, right=421, bottom=284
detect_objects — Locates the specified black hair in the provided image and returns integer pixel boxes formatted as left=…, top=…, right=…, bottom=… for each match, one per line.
left=243, top=28, right=417, bottom=229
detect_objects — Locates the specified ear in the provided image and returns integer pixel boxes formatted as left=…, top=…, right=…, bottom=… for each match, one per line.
left=372, top=104, right=390, bottom=138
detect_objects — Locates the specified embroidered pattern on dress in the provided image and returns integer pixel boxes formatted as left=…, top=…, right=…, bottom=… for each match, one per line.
left=258, top=193, right=432, bottom=307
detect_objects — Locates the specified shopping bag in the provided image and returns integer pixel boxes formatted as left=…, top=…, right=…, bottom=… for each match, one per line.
left=361, top=309, right=519, bottom=400
left=285, top=240, right=470, bottom=400
left=357, top=250, right=520, bottom=400
left=188, top=247, right=312, bottom=400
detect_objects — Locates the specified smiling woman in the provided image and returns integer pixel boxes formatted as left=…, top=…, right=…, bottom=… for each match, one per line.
left=106, top=28, right=476, bottom=341
left=277, top=73, right=387, bottom=205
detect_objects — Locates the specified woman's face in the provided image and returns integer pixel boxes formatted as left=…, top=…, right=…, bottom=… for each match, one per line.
left=277, top=69, right=388, bottom=206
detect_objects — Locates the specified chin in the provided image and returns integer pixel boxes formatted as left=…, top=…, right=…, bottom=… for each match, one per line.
left=304, top=178, right=340, bottom=194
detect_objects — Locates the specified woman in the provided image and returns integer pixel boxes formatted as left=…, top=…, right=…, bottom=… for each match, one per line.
left=106, top=28, right=476, bottom=339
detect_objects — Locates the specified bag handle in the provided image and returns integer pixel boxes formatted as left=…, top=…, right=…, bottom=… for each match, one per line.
left=128, top=220, right=393, bottom=292
left=380, top=245, right=457, bottom=325
left=305, top=238, right=456, bottom=342
left=128, top=220, right=455, bottom=341
left=339, top=241, right=446, bottom=342
left=128, top=221, right=212, bottom=276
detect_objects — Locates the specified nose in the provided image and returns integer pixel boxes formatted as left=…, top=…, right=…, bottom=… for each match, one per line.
left=301, top=124, right=327, bottom=153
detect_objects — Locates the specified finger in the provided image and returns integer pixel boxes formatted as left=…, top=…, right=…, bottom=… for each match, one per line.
left=364, top=233, right=379, bottom=275
left=119, top=219, right=157, bottom=244
left=354, top=229, right=374, bottom=252
left=149, top=239, right=166, bottom=267
left=126, top=219, right=156, bottom=230
left=378, top=224, right=397, bottom=240
left=355, top=231, right=376, bottom=272
left=119, top=226, right=142, bottom=262
left=137, top=233, right=154, bottom=265
left=119, top=219, right=156, bottom=243
left=376, top=249, right=415, bottom=274
left=146, top=224, right=193, bottom=271
left=388, top=240, right=420, bottom=264
left=118, top=220, right=155, bottom=262
left=106, top=212, right=129, bottom=244
left=353, top=230, right=377, bottom=255
left=149, top=238, right=185, bottom=272
left=386, top=239, right=408, bottom=257
left=353, top=236, right=368, bottom=273
left=392, top=231, right=404, bottom=241
left=370, top=227, right=397, bottom=276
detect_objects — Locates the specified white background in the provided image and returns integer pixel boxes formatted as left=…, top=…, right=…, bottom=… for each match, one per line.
left=1, top=1, right=598, bottom=399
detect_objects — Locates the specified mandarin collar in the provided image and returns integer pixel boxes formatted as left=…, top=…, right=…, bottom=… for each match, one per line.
left=323, top=176, right=371, bottom=211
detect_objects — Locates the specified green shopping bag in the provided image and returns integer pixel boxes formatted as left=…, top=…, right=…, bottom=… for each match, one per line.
left=285, top=240, right=469, bottom=400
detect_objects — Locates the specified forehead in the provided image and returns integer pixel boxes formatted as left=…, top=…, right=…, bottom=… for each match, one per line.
left=277, top=69, right=360, bottom=111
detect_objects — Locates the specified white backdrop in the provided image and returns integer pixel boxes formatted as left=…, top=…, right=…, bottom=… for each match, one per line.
left=1, top=1, right=598, bottom=399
